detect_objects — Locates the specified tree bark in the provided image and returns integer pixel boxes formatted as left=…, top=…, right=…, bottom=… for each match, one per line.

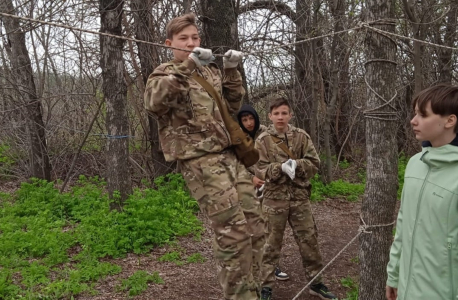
left=201, top=0, right=250, bottom=102
left=437, top=0, right=457, bottom=83
left=0, top=0, right=51, bottom=181
left=293, top=0, right=314, bottom=132
left=323, top=0, right=347, bottom=183
left=99, top=0, right=132, bottom=209
left=130, top=0, right=175, bottom=178
left=359, top=0, right=398, bottom=299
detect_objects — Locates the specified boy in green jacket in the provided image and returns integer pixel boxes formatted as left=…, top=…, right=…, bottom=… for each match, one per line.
left=386, top=84, right=458, bottom=300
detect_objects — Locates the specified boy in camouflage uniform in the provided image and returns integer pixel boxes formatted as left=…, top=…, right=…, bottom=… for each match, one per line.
left=144, top=13, right=262, bottom=300
left=237, top=104, right=290, bottom=282
left=255, top=98, right=338, bottom=300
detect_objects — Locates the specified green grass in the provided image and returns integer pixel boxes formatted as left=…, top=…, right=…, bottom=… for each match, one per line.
left=0, top=173, right=201, bottom=299
left=311, top=174, right=365, bottom=202
left=341, top=276, right=358, bottom=300
left=116, top=270, right=163, bottom=297
left=311, top=154, right=409, bottom=202
left=157, top=250, right=206, bottom=266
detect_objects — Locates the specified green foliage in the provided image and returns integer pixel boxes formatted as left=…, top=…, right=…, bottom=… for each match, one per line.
left=158, top=249, right=206, bottom=265
left=186, top=253, right=206, bottom=264
left=0, top=174, right=201, bottom=298
left=338, top=159, right=350, bottom=169
left=158, top=251, right=184, bottom=266
left=341, top=276, right=358, bottom=300
left=0, top=144, right=15, bottom=166
left=117, top=271, right=163, bottom=297
left=311, top=174, right=365, bottom=202
left=311, top=153, right=409, bottom=202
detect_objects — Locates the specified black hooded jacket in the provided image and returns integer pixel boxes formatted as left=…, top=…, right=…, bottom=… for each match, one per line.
left=237, top=104, right=260, bottom=139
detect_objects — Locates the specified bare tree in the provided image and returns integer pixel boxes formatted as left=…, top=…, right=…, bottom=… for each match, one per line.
left=322, top=0, right=348, bottom=183
left=130, top=0, right=175, bottom=178
left=99, top=0, right=132, bottom=208
left=359, top=0, right=398, bottom=299
left=435, top=0, right=458, bottom=83
left=0, top=0, right=51, bottom=181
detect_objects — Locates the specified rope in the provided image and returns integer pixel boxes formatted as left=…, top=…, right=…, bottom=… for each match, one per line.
left=0, top=12, right=364, bottom=58
left=361, top=22, right=458, bottom=51
left=291, top=216, right=396, bottom=300
left=1, top=12, right=457, bottom=58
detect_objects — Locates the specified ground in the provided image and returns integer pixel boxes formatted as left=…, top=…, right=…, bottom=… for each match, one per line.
left=75, top=199, right=362, bottom=300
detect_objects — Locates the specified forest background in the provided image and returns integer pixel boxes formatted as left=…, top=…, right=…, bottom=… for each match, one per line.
left=0, top=0, right=456, bottom=299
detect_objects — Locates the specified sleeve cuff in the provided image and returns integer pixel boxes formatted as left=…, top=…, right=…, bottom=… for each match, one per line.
left=386, top=278, right=398, bottom=288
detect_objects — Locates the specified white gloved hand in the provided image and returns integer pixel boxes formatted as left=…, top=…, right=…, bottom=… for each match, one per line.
left=281, top=159, right=296, bottom=180
left=223, top=49, right=243, bottom=69
left=256, top=183, right=265, bottom=199
left=188, top=47, right=214, bottom=67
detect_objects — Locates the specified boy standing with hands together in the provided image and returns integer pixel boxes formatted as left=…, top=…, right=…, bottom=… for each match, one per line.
left=255, top=97, right=337, bottom=300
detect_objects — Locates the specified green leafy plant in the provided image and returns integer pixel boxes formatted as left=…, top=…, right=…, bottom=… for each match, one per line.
left=117, top=271, right=163, bottom=296
left=158, top=251, right=184, bottom=266
left=186, top=253, right=206, bottom=264
left=341, top=276, right=358, bottom=300
left=0, top=174, right=201, bottom=298
left=311, top=174, right=365, bottom=202
left=339, top=159, right=350, bottom=169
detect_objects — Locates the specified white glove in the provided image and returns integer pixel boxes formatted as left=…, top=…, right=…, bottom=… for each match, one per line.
left=281, top=159, right=296, bottom=180
left=256, top=184, right=265, bottom=199
left=188, top=47, right=214, bottom=67
left=223, top=49, right=243, bottom=69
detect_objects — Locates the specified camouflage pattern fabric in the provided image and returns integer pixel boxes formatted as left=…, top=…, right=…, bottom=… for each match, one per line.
left=254, top=124, right=324, bottom=288
left=235, top=160, right=266, bottom=287
left=180, top=149, right=259, bottom=300
left=144, top=59, right=245, bottom=162
left=246, top=124, right=268, bottom=178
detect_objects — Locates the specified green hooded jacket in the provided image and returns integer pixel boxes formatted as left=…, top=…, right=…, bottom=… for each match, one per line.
left=386, top=136, right=458, bottom=300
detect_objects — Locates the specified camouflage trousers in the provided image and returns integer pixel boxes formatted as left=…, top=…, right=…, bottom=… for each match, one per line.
left=235, top=162, right=266, bottom=287
left=260, top=194, right=323, bottom=288
left=180, top=149, right=260, bottom=300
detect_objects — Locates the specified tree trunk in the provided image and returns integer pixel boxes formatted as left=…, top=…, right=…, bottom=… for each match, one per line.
left=130, top=0, right=175, bottom=178
left=293, top=0, right=313, bottom=132
left=437, top=0, right=457, bottom=83
left=99, top=0, right=132, bottom=209
left=323, top=0, right=347, bottom=183
left=359, top=0, right=398, bottom=299
left=201, top=0, right=250, bottom=102
left=0, top=0, right=51, bottom=181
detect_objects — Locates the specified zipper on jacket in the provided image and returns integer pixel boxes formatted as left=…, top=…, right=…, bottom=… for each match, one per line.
left=404, top=165, right=431, bottom=297
left=449, top=237, right=455, bottom=300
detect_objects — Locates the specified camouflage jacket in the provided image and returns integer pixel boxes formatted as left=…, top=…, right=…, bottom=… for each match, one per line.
left=144, top=59, right=245, bottom=161
left=247, top=124, right=268, bottom=177
left=254, top=124, right=320, bottom=192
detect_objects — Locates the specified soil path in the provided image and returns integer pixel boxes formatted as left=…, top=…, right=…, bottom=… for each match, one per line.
left=77, top=199, right=361, bottom=300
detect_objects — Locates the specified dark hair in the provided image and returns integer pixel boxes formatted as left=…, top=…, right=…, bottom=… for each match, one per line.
left=412, top=84, right=458, bottom=132
left=269, top=97, right=291, bottom=113
left=240, top=112, right=253, bottom=118
left=166, top=13, right=198, bottom=40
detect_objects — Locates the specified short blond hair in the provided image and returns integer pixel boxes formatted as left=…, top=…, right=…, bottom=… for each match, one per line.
left=166, top=13, right=198, bottom=40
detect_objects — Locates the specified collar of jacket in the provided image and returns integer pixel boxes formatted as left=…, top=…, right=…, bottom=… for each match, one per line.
left=420, top=134, right=458, bottom=168
left=421, top=134, right=458, bottom=147
left=267, top=124, right=292, bottom=137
